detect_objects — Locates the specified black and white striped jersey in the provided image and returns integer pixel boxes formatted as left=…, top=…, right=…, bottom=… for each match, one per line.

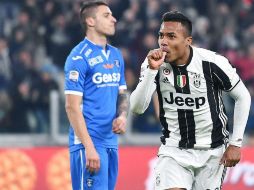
left=131, top=46, right=241, bottom=149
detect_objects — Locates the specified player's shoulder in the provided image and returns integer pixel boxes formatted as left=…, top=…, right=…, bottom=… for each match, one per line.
left=65, top=41, right=90, bottom=70
left=193, top=46, right=216, bottom=60
left=68, top=40, right=87, bottom=58
left=193, top=46, right=229, bottom=64
left=107, top=44, right=121, bottom=55
left=67, top=38, right=97, bottom=63
left=107, top=43, right=117, bottom=50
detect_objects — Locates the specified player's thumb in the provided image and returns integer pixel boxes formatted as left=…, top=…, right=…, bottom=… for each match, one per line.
left=112, top=118, right=120, bottom=127
left=161, top=52, right=166, bottom=60
left=112, top=119, right=117, bottom=127
left=162, top=51, right=167, bottom=60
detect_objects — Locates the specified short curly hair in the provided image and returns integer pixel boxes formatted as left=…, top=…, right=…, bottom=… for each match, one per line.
left=162, top=11, right=192, bottom=36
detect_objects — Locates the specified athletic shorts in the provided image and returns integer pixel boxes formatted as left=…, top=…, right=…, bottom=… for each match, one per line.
left=70, top=147, right=118, bottom=190
left=154, top=145, right=227, bottom=190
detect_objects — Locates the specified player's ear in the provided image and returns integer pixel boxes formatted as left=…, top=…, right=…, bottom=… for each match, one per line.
left=186, top=36, right=192, bottom=46
left=86, top=17, right=95, bottom=27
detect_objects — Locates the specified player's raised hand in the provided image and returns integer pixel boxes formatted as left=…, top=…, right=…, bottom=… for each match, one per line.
left=147, top=49, right=166, bottom=70
left=220, top=145, right=241, bottom=167
left=85, top=146, right=100, bottom=174
left=112, top=115, right=127, bottom=134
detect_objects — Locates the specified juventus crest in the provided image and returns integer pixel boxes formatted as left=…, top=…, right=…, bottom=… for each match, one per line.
left=193, top=73, right=201, bottom=88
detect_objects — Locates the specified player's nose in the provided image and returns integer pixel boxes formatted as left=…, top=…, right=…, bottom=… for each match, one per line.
left=111, top=16, right=117, bottom=23
left=160, top=41, right=168, bottom=48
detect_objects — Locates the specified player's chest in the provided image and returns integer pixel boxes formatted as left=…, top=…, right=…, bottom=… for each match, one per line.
left=158, top=64, right=207, bottom=94
left=87, top=54, right=121, bottom=74
left=85, top=55, right=121, bottom=85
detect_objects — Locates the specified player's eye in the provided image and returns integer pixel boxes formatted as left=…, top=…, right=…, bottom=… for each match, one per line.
left=104, top=13, right=110, bottom=17
left=166, top=34, right=176, bottom=39
left=158, top=32, right=163, bottom=38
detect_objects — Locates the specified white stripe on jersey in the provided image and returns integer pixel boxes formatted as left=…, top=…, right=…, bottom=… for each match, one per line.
left=79, top=43, right=88, bottom=54
left=74, top=104, right=83, bottom=145
left=65, top=90, right=83, bottom=96
left=74, top=134, right=82, bottom=145
left=218, top=91, right=228, bottom=131
left=80, top=150, right=84, bottom=190
left=119, top=85, right=127, bottom=90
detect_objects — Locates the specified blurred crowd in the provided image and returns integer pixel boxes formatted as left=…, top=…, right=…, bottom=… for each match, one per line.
left=0, top=0, right=253, bottom=142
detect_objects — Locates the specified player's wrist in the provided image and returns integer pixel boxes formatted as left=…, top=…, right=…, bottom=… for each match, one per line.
left=117, top=114, right=127, bottom=120
left=148, top=64, right=160, bottom=70
left=82, top=137, right=95, bottom=150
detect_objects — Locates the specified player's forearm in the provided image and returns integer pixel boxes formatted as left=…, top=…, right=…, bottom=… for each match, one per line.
left=65, top=106, right=94, bottom=149
left=228, top=81, right=251, bottom=147
left=117, top=90, right=129, bottom=118
left=130, top=68, right=157, bottom=114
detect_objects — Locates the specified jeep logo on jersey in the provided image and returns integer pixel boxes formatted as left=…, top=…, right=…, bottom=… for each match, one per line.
left=92, top=72, right=120, bottom=84
left=177, top=75, right=186, bottom=88
left=193, top=73, right=201, bottom=88
left=88, top=56, right=103, bottom=66
left=164, top=92, right=206, bottom=109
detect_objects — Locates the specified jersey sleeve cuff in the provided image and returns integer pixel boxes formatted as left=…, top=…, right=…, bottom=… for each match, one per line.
left=229, top=141, right=242, bottom=148
left=65, top=90, right=83, bottom=96
left=119, top=85, right=127, bottom=90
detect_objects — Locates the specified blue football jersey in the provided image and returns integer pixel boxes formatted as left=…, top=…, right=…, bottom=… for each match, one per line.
left=64, top=38, right=127, bottom=152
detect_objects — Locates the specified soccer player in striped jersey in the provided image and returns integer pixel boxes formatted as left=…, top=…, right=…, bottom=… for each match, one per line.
left=64, top=1, right=129, bottom=190
left=130, top=11, right=251, bottom=190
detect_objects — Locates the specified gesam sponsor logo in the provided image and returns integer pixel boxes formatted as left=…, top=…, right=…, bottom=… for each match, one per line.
left=92, top=72, right=120, bottom=84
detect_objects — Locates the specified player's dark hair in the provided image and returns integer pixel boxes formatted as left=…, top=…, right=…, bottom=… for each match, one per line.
left=79, top=0, right=108, bottom=33
left=162, top=11, right=192, bottom=36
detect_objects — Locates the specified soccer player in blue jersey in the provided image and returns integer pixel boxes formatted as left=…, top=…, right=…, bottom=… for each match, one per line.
left=64, top=1, right=129, bottom=189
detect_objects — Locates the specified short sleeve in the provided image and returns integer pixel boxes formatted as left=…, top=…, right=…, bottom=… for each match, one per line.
left=212, top=54, right=240, bottom=91
left=64, top=54, right=88, bottom=96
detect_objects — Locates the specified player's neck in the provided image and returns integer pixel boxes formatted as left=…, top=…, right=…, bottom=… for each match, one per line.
left=175, top=46, right=191, bottom=66
left=86, top=31, right=107, bottom=49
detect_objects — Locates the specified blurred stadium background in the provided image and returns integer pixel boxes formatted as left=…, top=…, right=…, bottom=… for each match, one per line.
left=0, top=0, right=254, bottom=190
